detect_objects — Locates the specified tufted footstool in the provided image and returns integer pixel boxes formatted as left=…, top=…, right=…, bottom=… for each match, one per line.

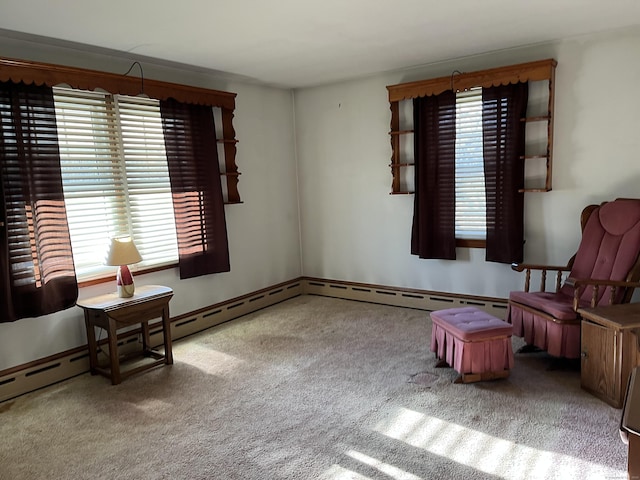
left=430, top=307, right=514, bottom=383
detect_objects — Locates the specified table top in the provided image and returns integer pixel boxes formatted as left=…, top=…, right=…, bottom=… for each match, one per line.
left=578, top=303, right=640, bottom=330
left=76, top=285, right=173, bottom=312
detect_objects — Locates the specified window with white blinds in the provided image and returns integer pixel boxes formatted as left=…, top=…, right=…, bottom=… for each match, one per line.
left=454, top=87, right=486, bottom=240
left=53, top=87, right=178, bottom=281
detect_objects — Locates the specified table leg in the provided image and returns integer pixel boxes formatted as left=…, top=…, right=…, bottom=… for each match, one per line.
left=107, top=317, right=121, bottom=385
left=162, top=305, right=173, bottom=365
left=84, top=312, right=98, bottom=375
left=141, top=320, right=151, bottom=354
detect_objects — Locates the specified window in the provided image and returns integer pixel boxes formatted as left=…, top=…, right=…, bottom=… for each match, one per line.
left=388, top=59, right=556, bottom=262
left=454, top=88, right=485, bottom=240
left=53, top=87, right=179, bottom=281
left=1, top=57, right=238, bottom=321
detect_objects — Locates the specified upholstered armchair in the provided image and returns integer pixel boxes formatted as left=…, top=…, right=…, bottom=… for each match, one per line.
left=507, top=198, right=640, bottom=359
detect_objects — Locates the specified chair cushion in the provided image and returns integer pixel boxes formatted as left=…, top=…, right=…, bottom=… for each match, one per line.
left=430, top=307, right=512, bottom=342
left=508, top=290, right=581, bottom=321
left=561, top=199, right=640, bottom=305
left=599, top=199, right=640, bottom=235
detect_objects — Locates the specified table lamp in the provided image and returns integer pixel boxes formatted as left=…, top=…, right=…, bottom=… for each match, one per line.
left=105, top=237, right=142, bottom=298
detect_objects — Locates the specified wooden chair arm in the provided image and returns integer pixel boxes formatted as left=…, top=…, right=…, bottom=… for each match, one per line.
left=511, top=263, right=572, bottom=293
left=511, top=263, right=571, bottom=273
left=572, top=279, right=640, bottom=310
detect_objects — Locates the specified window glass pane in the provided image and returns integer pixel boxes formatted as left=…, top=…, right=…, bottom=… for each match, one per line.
left=455, top=88, right=485, bottom=240
left=54, top=87, right=128, bottom=279
left=53, top=87, right=178, bottom=281
left=116, top=95, right=178, bottom=268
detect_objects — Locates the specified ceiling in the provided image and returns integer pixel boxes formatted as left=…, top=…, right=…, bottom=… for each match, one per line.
left=1, top=0, right=639, bottom=89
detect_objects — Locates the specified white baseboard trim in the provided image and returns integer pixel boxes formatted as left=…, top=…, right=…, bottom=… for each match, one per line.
left=0, top=277, right=508, bottom=403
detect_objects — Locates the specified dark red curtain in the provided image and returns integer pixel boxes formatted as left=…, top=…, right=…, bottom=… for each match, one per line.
left=411, top=91, right=457, bottom=259
left=482, top=82, right=528, bottom=263
left=160, top=99, right=230, bottom=279
left=0, top=81, right=78, bottom=322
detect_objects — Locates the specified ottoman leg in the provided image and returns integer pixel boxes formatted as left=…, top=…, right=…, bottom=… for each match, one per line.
left=455, top=370, right=511, bottom=384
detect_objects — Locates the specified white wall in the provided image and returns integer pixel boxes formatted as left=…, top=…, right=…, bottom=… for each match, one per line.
left=294, top=26, right=640, bottom=299
left=0, top=38, right=302, bottom=371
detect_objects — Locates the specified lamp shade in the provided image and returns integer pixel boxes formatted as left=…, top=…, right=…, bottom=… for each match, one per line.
left=105, top=237, right=142, bottom=266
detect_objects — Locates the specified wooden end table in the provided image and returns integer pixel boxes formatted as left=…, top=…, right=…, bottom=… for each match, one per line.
left=578, top=303, right=640, bottom=408
left=77, top=284, right=174, bottom=385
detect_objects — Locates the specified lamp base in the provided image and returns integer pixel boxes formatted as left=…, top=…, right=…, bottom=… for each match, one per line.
left=116, top=264, right=135, bottom=298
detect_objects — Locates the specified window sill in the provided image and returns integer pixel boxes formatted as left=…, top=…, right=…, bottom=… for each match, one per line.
left=77, top=262, right=178, bottom=289
left=456, top=239, right=486, bottom=248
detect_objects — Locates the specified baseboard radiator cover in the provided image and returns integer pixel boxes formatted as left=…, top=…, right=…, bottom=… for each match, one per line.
left=300, top=277, right=508, bottom=319
left=0, top=279, right=302, bottom=403
left=0, top=277, right=508, bottom=403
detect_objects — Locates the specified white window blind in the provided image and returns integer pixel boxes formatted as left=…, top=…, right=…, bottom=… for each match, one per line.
left=117, top=96, right=178, bottom=267
left=455, top=88, right=486, bottom=240
left=53, top=87, right=178, bottom=281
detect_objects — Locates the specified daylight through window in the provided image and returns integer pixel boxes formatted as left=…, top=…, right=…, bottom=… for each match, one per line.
left=53, top=87, right=178, bottom=281
left=454, top=87, right=485, bottom=240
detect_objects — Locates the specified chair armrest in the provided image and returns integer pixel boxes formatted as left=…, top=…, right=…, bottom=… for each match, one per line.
left=511, top=263, right=572, bottom=293
left=511, top=263, right=571, bottom=273
left=572, top=278, right=640, bottom=309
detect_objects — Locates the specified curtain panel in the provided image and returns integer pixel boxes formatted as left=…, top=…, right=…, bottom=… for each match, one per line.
left=482, top=82, right=529, bottom=264
left=0, top=81, right=78, bottom=322
left=411, top=91, right=457, bottom=260
left=160, top=99, right=230, bottom=280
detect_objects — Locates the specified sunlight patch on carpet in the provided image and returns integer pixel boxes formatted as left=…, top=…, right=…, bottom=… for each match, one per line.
left=346, top=450, right=422, bottom=480
left=177, top=343, right=244, bottom=375
left=373, top=407, right=624, bottom=480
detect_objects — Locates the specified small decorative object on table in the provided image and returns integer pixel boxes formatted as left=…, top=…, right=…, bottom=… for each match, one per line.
left=105, top=237, right=142, bottom=298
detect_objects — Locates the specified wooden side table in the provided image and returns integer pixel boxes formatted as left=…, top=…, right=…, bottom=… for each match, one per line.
left=578, top=303, right=640, bottom=408
left=77, top=285, right=174, bottom=385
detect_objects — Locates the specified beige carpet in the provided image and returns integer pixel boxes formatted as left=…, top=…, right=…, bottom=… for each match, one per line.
left=0, top=295, right=628, bottom=479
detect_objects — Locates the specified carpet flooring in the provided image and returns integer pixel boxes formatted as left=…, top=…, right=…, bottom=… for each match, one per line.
left=0, top=295, right=628, bottom=479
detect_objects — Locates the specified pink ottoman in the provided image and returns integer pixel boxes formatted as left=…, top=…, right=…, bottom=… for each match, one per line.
left=430, top=307, right=514, bottom=383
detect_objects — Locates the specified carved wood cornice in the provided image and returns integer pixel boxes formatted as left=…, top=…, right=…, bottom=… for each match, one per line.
left=387, top=58, right=557, bottom=102
left=0, top=56, right=236, bottom=109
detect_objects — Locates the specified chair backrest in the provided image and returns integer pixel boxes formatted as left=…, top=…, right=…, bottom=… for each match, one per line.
left=560, top=198, right=640, bottom=305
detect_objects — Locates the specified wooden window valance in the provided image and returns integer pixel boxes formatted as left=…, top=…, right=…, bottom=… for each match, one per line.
left=0, top=56, right=236, bottom=108
left=387, top=58, right=557, bottom=101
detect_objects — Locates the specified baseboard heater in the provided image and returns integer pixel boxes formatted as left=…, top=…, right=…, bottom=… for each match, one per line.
left=0, top=276, right=507, bottom=403
left=301, top=277, right=508, bottom=318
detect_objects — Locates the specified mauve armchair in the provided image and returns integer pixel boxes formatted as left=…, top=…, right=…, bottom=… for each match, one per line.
left=507, top=198, right=640, bottom=359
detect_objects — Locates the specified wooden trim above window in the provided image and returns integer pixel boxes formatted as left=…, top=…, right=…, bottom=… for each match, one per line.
left=387, top=58, right=557, bottom=101
left=0, top=56, right=236, bottom=109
